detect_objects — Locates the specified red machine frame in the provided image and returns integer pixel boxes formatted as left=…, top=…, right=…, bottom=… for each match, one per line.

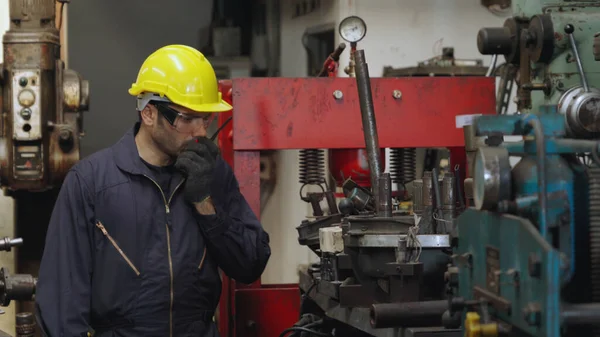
left=216, top=76, right=496, bottom=337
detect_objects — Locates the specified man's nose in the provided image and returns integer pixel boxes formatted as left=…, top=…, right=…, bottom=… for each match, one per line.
left=191, top=125, right=207, bottom=138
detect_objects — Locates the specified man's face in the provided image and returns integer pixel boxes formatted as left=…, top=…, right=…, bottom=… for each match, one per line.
left=142, top=103, right=211, bottom=159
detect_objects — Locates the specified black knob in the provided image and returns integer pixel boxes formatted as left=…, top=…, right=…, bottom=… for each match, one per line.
left=564, top=24, right=574, bottom=34
left=338, top=198, right=354, bottom=216
left=477, top=27, right=513, bottom=55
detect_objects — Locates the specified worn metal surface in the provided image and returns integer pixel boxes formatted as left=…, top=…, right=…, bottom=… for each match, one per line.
left=354, top=234, right=450, bottom=248
left=1, top=0, right=89, bottom=192
left=231, top=77, right=496, bottom=150
left=456, top=209, right=562, bottom=336
left=234, top=286, right=301, bottom=337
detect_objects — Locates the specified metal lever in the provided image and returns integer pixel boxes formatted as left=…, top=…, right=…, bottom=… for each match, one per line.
left=565, top=24, right=589, bottom=92
left=0, top=237, right=22, bottom=252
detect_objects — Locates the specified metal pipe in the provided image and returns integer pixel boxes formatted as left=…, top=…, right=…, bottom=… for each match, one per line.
left=562, top=303, right=600, bottom=325
left=413, top=179, right=424, bottom=215
left=454, top=165, right=465, bottom=209
left=524, top=115, right=548, bottom=240
left=354, top=49, right=383, bottom=209
left=0, top=237, right=23, bottom=252
left=431, top=168, right=443, bottom=233
left=378, top=173, right=392, bottom=217
left=370, top=300, right=447, bottom=328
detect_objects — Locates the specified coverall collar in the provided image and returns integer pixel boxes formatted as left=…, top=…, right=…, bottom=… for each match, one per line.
left=112, top=122, right=182, bottom=178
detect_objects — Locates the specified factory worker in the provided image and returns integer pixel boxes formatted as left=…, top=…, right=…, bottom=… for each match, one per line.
left=35, top=44, right=271, bottom=337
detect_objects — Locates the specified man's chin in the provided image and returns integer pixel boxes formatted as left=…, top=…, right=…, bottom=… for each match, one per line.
left=174, top=146, right=187, bottom=157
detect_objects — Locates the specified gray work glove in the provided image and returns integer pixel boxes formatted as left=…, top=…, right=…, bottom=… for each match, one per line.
left=175, top=137, right=219, bottom=203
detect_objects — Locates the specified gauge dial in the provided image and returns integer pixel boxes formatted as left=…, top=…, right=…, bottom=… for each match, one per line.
left=339, top=16, right=367, bottom=43
left=18, top=89, right=35, bottom=108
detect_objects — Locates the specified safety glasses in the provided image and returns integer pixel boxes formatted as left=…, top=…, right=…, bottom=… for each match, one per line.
left=153, top=103, right=215, bottom=134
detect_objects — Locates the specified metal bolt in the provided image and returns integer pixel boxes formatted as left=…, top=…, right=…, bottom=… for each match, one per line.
left=333, top=90, right=343, bottom=100
left=528, top=253, right=541, bottom=278
left=59, top=129, right=72, bottom=141
left=392, top=90, right=402, bottom=99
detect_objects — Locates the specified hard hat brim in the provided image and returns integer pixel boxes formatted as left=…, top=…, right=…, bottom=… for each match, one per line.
left=185, top=100, right=233, bottom=114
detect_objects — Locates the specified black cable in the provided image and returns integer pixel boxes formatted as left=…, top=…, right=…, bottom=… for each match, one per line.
left=303, top=282, right=317, bottom=297
left=278, top=326, right=330, bottom=337
left=288, top=320, right=324, bottom=337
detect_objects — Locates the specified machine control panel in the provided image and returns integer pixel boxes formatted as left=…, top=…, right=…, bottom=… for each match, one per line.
left=11, top=70, right=42, bottom=141
left=13, top=145, right=43, bottom=180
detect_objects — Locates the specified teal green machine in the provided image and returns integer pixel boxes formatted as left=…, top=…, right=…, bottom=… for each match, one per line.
left=447, top=1, right=600, bottom=336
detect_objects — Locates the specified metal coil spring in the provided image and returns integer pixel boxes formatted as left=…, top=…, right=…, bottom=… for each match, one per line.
left=298, top=149, right=326, bottom=186
left=390, top=148, right=417, bottom=184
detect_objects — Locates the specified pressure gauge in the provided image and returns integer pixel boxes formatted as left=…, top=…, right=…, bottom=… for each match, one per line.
left=339, top=16, right=367, bottom=43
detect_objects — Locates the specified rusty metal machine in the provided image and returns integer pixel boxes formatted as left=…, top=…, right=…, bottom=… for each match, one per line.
left=1, top=0, right=89, bottom=193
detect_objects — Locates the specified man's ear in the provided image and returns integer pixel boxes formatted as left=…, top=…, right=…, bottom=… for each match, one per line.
left=140, top=105, right=156, bottom=126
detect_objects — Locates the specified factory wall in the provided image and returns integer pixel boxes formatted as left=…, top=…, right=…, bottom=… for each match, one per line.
left=66, top=0, right=216, bottom=158
left=261, top=0, right=515, bottom=285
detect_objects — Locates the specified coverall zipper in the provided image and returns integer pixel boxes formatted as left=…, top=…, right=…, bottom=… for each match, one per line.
left=144, top=175, right=184, bottom=337
left=95, top=221, right=141, bottom=276
left=198, top=247, right=207, bottom=270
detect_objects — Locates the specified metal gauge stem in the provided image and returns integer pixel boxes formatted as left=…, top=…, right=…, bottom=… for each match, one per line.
left=339, top=16, right=367, bottom=43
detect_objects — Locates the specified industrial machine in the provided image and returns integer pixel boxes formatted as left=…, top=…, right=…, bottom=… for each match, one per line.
left=282, top=16, right=497, bottom=337
left=445, top=0, right=600, bottom=336
left=1, top=0, right=89, bottom=193
left=227, top=62, right=495, bottom=337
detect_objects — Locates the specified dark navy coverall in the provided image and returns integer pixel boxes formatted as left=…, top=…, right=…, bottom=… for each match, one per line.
left=35, top=123, right=271, bottom=337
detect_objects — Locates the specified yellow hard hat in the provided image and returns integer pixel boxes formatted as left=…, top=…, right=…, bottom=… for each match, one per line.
left=128, top=44, right=232, bottom=113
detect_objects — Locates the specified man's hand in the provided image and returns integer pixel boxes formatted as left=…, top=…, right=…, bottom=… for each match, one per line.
left=175, top=137, right=219, bottom=208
